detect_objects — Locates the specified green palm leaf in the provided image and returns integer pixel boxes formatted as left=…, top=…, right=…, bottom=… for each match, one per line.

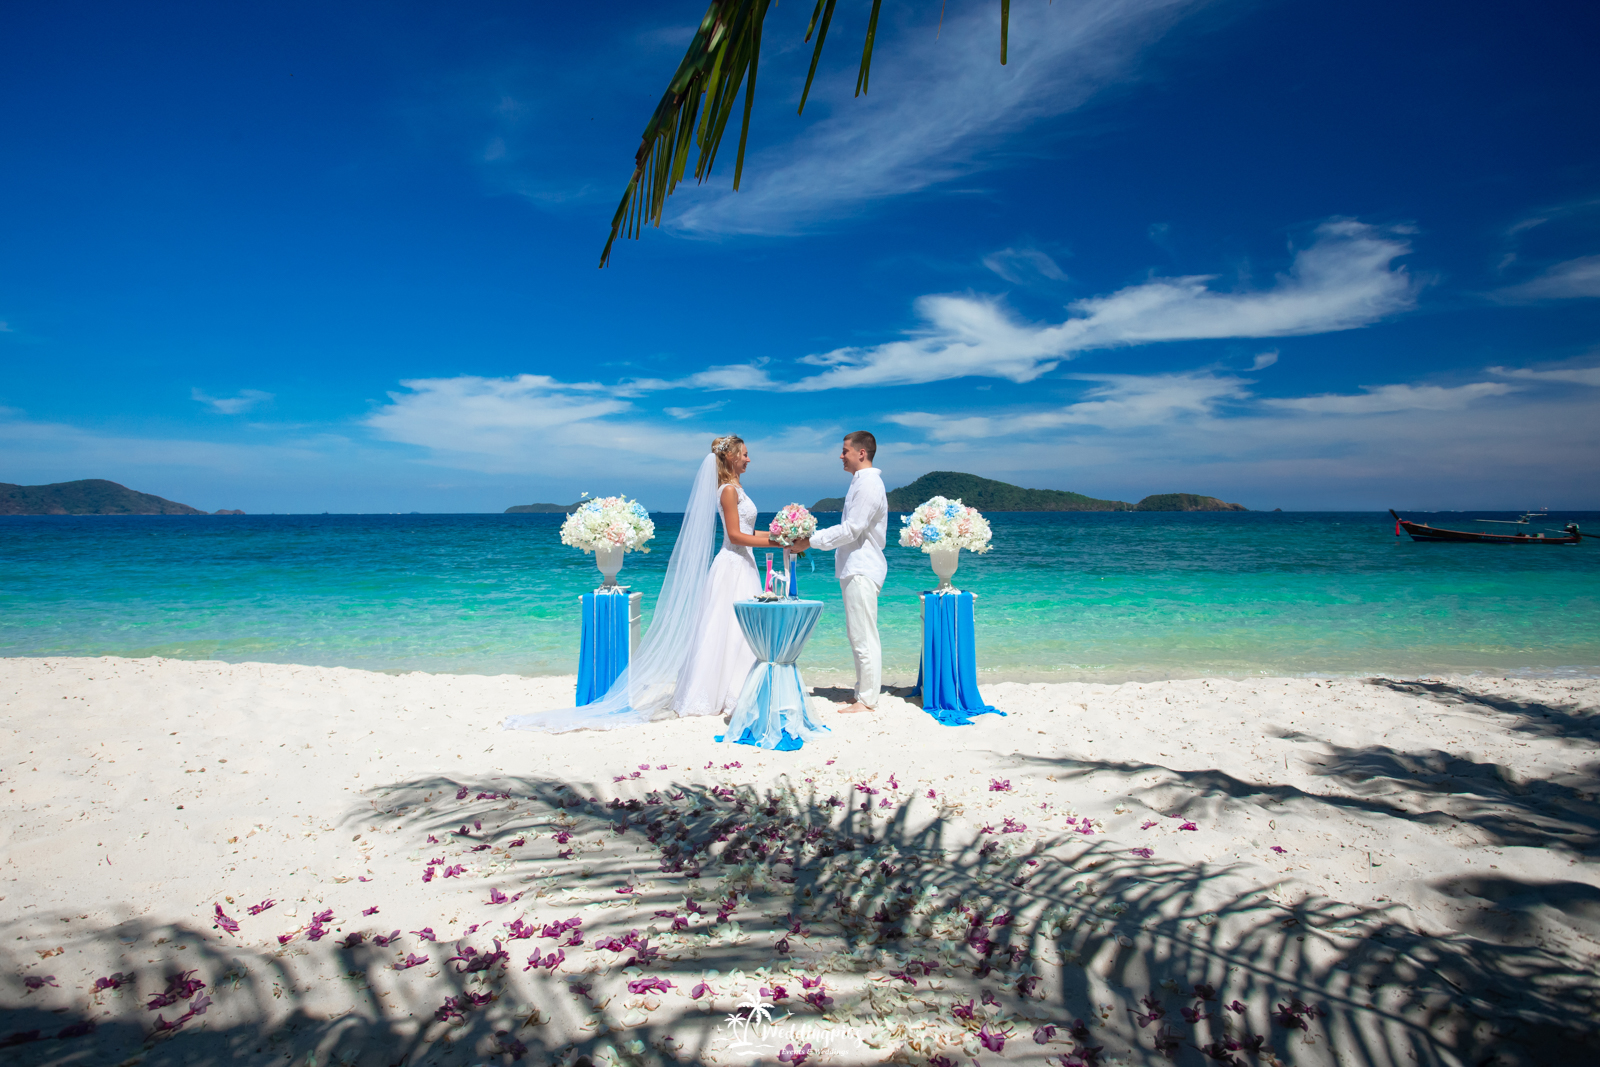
left=599, top=1, right=1016, bottom=267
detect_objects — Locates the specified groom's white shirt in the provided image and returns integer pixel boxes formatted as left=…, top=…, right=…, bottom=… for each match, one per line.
left=810, top=467, right=888, bottom=586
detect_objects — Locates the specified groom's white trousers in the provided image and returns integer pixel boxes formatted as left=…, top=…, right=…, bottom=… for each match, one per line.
left=840, top=575, right=881, bottom=707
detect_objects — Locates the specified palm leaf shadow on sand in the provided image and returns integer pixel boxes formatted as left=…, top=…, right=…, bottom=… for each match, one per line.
left=7, top=744, right=1599, bottom=1066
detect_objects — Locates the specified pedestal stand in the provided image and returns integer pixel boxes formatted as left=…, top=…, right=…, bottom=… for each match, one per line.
left=576, top=588, right=643, bottom=705
left=912, top=590, right=1003, bottom=725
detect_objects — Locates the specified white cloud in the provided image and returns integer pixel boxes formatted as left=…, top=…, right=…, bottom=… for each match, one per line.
left=662, top=400, right=728, bottom=420
left=360, top=373, right=843, bottom=490
left=787, top=219, right=1417, bottom=391
left=364, top=375, right=636, bottom=463
left=1492, top=255, right=1600, bottom=302
left=888, top=369, right=1530, bottom=443
left=887, top=371, right=1249, bottom=439
left=192, top=388, right=274, bottom=414
left=0, top=320, right=12, bottom=333
left=876, top=369, right=1600, bottom=509
left=1262, top=381, right=1514, bottom=415
left=1489, top=363, right=1600, bottom=387
left=1250, top=350, right=1278, bottom=370
left=983, top=247, right=1070, bottom=284
left=672, top=0, right=1205, bottom=235
left=624, top=362, right=779, bottom=394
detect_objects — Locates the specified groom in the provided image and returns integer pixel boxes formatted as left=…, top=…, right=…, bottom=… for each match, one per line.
left=805, top=431, right=887, bottom=715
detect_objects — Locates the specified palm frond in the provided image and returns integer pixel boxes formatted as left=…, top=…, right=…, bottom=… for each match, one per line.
left=600, top=1, right=1016, bottom=267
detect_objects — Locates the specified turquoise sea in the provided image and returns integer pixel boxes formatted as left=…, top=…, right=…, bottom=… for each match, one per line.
left=2, top=512, right=1597, bottom=683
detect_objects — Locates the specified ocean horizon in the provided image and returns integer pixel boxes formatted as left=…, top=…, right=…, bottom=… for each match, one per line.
left=3, top=510, right=1597, bottom=684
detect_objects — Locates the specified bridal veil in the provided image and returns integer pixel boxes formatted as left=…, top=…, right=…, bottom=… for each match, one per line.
left=504, top=452, right=721, bottom=733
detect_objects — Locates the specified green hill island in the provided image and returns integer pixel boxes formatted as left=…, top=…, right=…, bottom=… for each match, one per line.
left=0, top=479, right=242, bottom=515
left=810, top=471, right=1246, bottom=513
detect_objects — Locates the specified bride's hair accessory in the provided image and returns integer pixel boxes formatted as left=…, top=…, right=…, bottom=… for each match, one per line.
left=711, top=434, right=746, bottom=485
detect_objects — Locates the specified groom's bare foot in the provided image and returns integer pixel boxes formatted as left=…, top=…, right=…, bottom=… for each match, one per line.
left=836, top=701, right=874, bottom=715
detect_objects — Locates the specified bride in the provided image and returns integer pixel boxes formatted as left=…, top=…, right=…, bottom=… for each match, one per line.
left=504, top=433, right=780, bottom=734
left=674, top=434, right=779, bottom=716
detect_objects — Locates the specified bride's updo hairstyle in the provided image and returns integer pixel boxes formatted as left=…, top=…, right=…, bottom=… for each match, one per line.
left=711, top=434, right=746, bottom=485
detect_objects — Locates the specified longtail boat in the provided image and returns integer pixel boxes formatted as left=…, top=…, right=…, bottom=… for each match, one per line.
left=1389, top=510, right=1582, bottom=544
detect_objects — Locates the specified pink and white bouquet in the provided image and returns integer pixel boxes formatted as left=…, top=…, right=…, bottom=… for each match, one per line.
left=768, top=503, right=817, bottom=551
left=559, top=495, right=655, bottom=554
left=898, top=496, right=993, bottom=553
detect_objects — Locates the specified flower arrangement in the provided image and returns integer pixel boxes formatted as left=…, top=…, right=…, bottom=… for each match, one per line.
left=898, top=496, right=993, bottom=553
left=559, top=496, right=655, bottom=553
left=768, top=503, right=817, bottom=552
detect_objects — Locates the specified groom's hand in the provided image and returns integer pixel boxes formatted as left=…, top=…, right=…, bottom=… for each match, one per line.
left=790, top=537, right=811, bottom=551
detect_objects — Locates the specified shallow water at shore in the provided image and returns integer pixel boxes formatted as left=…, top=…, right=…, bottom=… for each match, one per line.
left=2, top=511, right=1596, bottom=682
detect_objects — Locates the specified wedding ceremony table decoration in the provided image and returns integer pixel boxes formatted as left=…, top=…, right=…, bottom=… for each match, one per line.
left=898, top=496, right=993, bottom=592
left=912, top=590, right=1003, bottom=726
left=559, top=495, right=655, bottom=589
left=719, top=598, right=830, bottom=750
left=558, top=495, right=652, bottom=704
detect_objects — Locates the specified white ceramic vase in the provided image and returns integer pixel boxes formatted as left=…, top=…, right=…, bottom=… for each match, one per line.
left=594, top=544, right=624, bottom=588
left=928, top=544, right=960, bottom=591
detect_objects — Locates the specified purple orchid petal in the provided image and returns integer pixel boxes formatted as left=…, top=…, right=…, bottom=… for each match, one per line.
left=977, top=1023, right=1014, bottom=1052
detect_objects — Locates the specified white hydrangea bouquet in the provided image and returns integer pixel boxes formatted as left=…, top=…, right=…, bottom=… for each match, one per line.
left=559, top=496, right=655, bottom=553
left=898, top=496, right=993, bottom=553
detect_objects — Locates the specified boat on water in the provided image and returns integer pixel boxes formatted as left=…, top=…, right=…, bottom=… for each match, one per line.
left=1389, top=510, right=1582, bottom=545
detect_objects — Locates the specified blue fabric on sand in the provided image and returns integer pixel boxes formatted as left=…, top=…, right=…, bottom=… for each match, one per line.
left=912, top=590, right=1004, bottom=726
left=718, top=599, right=830, bottom=750
left=575, top=590, right=630, bottom=705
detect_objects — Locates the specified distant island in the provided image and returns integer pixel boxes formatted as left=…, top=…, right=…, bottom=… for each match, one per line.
left=811, top=471, right=1246, bottom=513
left=0, top=479, right=242, bottom=515
left=505, top=501, right=583, bottom=514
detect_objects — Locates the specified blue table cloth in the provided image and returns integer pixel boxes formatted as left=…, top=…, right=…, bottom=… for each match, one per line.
left=912, top=591, right=1004, bottom=726
left=719, top=599, right=830, bottom=750
left=575, top=590, right=631, bottom=705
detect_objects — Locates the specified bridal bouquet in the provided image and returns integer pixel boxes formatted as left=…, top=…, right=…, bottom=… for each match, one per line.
left=898, top=496, right=993, bottom=553
left=768, top=503, right=817, bottom=551
left=559, top=496, right=655, bottom=553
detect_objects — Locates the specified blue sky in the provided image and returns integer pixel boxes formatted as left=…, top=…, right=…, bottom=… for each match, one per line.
left=2, top=0, right=1598, bottom=512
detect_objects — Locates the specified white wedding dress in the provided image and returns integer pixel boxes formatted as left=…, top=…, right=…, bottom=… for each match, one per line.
left=673, top=484, right=761, bottom=717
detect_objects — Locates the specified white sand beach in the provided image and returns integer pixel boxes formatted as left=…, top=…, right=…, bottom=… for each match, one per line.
left=3, top=656, right=1598, bottom=1066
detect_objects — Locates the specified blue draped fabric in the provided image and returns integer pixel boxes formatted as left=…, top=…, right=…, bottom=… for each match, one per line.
left=575, top=590, right=630, bottom=705
left=718, top=599, right=830, bottom=750
left=912, top=591, right=1004, bottom=726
